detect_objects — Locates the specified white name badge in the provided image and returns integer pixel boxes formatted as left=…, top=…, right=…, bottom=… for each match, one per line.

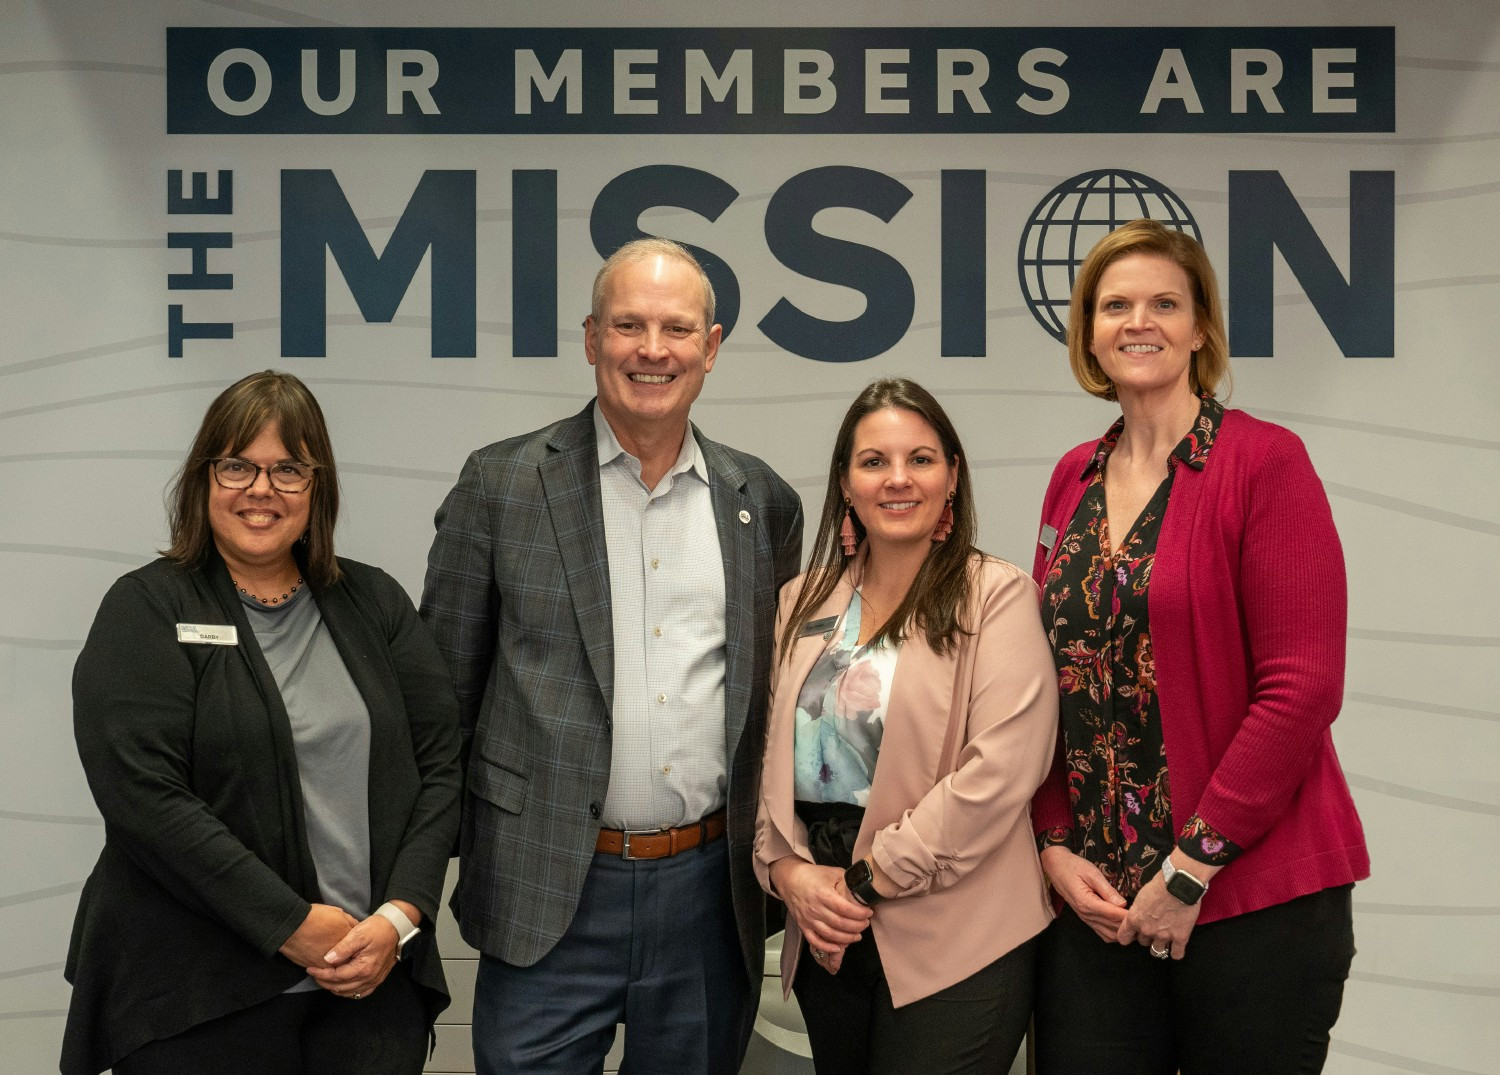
left=176, top=623, right=239, bottom=646
left=1039, top=524, right=1059, bottom=552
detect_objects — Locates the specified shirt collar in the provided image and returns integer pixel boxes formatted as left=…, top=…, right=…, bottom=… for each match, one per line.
left=1085, top=394, right=1225, bottom=476
left=592, top=401, right=709, bottom=485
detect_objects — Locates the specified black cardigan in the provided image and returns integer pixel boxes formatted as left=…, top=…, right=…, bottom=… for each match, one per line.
left=62, top=552, right=461, bottom=1075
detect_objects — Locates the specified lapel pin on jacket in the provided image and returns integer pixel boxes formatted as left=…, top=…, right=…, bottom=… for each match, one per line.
left=739, top=510, right=751, bottom=524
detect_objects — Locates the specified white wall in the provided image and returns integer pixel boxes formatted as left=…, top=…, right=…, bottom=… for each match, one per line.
left=3, top=3, right=1497, bottom=1073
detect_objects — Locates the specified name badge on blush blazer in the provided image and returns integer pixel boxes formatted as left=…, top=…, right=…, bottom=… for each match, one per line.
left=799, top=615, right=838, bottom=639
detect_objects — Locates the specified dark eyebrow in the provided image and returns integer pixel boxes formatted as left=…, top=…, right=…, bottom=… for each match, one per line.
left=852, top=445, right=943, bottom=458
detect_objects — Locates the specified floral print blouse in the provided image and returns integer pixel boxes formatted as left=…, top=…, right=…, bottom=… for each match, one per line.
left=793, top=590, right=900, bottom=807
left=1039, top=396, right=1241, bottom=901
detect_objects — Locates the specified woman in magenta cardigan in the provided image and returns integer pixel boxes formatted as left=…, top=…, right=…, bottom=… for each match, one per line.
left=1029, top=219, right=1369, bottom=1074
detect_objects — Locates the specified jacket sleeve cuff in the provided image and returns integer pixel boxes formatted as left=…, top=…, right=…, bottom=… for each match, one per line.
left=871, top=819, right=941, bottom=896
left=1037, top=825, right=1073, bottom=854
left=261, top=898, right=314, bottom=960
left=1176, top=813, right=1242, bottom=867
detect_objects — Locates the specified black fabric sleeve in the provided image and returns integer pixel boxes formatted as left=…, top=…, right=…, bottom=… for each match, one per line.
left=72, top=576, right=309, bottom=957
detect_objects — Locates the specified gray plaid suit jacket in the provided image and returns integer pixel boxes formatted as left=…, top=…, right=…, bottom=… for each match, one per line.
left=420, top=402, right=803, bottom=998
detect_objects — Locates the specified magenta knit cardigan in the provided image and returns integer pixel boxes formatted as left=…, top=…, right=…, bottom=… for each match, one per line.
left=1030, top=408, right=1370, bottom=924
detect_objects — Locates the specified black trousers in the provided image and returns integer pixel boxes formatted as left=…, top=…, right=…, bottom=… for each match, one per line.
left=1034, top=884, right=1355, bottom=1075
left=113, top=964, right=428, bottom=1075
left=792, top=928, right=1038, bottom=1075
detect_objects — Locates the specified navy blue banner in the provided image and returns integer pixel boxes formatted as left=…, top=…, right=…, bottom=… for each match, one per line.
left=167, top=26, right=1395, bottom=134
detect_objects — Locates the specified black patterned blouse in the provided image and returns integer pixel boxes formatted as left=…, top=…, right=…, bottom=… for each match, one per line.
left=1038, top=396, right=1240, bottom=902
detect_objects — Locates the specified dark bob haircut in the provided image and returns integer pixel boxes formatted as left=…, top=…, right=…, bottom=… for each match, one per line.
left=163, top=370, right=341, bottom=587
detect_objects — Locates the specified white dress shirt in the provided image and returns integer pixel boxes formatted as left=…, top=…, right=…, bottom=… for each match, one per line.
left=594, top=403, right=727, bottom=830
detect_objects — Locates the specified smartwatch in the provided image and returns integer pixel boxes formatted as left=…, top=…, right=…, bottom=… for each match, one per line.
left=1160, top=856, right=1208, bottom=906
left=843, top=858, right=884, bottom=907
left=375, top=902, right=421, bottom=959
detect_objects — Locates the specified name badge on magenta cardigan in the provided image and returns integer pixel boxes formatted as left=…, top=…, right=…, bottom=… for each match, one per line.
left=176, top=623, right=239, bottom=646
left=1039, top=524, right=1058, bottom=552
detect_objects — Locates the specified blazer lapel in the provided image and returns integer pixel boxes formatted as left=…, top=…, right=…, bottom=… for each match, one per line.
left=204, top=554, right=320, bottom=899
left=705, top=440, right=756, bottom=762
left=540, top=409, right=615, bottom=710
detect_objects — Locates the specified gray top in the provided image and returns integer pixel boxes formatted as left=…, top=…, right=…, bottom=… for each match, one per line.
left=240, top=584, right=371, bottom=992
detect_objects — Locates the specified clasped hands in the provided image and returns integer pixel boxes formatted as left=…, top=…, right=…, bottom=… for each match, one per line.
left=770, top=856, right=879, bottom=975
left=1039, top=846, right=1211, bottom=961
left=277, top=901, right=416, bottom=999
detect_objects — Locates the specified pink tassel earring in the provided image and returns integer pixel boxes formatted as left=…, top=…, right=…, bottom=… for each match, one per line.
left=931, top=495, right=955, bottom=542
left=840, top=499, right=858, bottom=556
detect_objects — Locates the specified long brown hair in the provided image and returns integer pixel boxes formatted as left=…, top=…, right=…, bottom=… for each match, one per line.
left=1067, top=218, right=1231, bottom=401
left=163, top=370, right=342, bottom=587
left=779, top=379, right=978, bottom=664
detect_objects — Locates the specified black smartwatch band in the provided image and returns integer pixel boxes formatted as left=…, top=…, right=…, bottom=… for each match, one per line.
left=844, top=859, right=884, bottom=906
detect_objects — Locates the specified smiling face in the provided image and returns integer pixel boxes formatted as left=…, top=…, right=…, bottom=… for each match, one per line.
left=1089, top=253, right=1205, bottom=403
left=207, top=422, right=311, bottom=581
left=584, top=253, right=721, bottom=445
left=840, top=407, right=958, bottom=554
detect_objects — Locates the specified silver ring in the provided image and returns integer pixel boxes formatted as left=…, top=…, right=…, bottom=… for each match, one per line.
left=353, top=991, right=363, bottom=999
left=811, top=949, right=825, bottom=962
left=1150, top=946, right=1170, bottom=959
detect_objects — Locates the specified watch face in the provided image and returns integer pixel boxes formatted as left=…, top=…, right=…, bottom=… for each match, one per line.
left=846, top=860, right=873, bottom=887
left=1165, top=870, right=1205, bottom=905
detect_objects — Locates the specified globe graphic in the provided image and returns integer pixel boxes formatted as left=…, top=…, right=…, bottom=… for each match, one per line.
left=1018, top=170, right=1201, bottom=343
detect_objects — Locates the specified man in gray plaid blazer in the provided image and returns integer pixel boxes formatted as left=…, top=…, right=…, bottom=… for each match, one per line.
left=422, top=239, right=802, bottom=1073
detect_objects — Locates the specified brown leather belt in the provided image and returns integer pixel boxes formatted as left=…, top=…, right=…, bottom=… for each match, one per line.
left=595, top=809, right=727, bottom=860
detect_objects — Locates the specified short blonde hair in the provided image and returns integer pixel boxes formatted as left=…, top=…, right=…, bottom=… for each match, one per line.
left=1066, top=219, right=1230, bottom=401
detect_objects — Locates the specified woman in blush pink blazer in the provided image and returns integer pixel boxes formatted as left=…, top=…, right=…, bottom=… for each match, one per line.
left=754, top=378, right=1059, bottom=1075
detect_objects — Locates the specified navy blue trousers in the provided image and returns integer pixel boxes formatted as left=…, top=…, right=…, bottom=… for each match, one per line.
left=472, top=837, right=751, bottom=1075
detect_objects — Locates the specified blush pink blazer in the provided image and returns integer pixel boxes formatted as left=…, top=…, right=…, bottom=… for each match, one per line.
left=754, top=551, right=1059, bottom=1007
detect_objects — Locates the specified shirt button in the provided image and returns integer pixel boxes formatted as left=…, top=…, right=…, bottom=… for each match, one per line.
left=653, top=626, right=663, bottom=638
left=650, top=558, right=660, bottom=569
left=662, top=764, right=672, bottom=774
left=657, top=693, right=667, bottom=704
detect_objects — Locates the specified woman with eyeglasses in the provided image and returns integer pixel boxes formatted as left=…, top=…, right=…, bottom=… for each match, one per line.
left=62, top=371, right=461, bottom=1075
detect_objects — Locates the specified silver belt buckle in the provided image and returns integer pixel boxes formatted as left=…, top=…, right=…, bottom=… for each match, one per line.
left=620, top=827, right=664, bottom=860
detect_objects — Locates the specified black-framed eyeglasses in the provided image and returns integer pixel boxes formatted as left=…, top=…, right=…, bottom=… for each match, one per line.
left=209, top=457, right=317, bottom=493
